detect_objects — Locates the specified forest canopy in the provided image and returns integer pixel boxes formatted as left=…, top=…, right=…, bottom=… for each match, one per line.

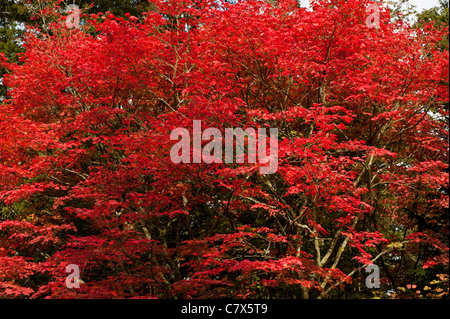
left=0, top=0, right=448, bottom=299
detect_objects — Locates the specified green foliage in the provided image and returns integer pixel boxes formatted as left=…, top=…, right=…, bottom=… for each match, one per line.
left=76, top=0, right=152, bottom=17
left=415, top=0, right=449, bottom=50
left=0, top=0, right=30, bottom=98
left=388, top=0, right=419, bottom=22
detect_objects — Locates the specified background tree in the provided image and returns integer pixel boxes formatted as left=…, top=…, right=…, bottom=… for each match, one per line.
left=415, top=0, right=449, bottom=50
left=0, top=0, right=30, bottom=99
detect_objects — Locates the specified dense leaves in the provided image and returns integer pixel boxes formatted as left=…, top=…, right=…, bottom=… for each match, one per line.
left=0, top=0, right=153, bottom=99
left=0, top=0, right=448, bottom=299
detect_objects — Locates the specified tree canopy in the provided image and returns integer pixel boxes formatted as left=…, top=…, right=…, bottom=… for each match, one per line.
left=0, top=0, right=448, bottom=299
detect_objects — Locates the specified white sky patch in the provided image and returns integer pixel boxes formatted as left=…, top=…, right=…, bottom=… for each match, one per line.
left=300, top=0, right=442, bottom=12
left=409, top=0, right=441, bottom=12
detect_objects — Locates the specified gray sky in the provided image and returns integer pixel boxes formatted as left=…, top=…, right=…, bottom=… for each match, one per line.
left=301, top=0, right=442, bottom=12
left=409, top=0, right=441, bottom=12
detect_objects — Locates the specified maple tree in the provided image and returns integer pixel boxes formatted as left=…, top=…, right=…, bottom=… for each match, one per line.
left=0, top=0, right=448, bottom=299
left=0, top=0, right=153, bottom=99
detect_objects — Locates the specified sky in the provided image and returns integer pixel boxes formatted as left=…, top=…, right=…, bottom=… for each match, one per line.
left=300, top=0, right=443, bottom=12
left=409, top=0, right=441, bottom=12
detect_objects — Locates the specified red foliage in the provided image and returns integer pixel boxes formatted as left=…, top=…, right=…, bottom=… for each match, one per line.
left=0, top=0, right=448, bottom=298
